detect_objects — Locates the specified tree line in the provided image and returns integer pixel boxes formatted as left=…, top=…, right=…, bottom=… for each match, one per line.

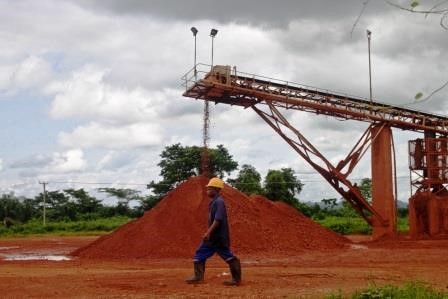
left=1, top=188, right=144, bottom=227
left=1, top=143, right=381, bottom=226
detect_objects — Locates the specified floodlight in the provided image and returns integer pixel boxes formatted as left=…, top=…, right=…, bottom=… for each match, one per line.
left=191, top=27, right=198, bottom=36
left=210, top=28, right=218, bottom=37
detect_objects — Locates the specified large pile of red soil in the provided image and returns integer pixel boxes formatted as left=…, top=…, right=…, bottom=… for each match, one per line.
left=73, top=176, right=349, bottom=259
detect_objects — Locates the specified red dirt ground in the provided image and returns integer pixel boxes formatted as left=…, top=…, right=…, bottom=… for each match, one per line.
left=2, top=177, right=448, bottom=297
left=1, top=235, right=448, bottom=298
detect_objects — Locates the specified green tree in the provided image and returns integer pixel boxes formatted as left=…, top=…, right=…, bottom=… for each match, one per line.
left=336, top=178, right=373, bottom=218
left=358, top=178, right=372, bottom=202
left=148, top=143, right=238, bottom=198
left=339, top=200, right=359, bottom=218
left=208, top=145, right=239, bottom=178
left=0, top=194, right=36, bottom=224
left=136, top=195, right=162, bottom=215
left=43, top=190, right=77, bottom=221
left=63, top=188, right=102, bottom=217
left=263, top=168, right=303, bottom=207
left=327, top=178, right=373, bottom=219
left=98, top=188, right=141, bottom=217
left=0, top=194, right=39, bottom=223
left=0, top=194, right=22, bottom=226
left=228, top=164, right=263, bottom=195
left=20, top=197, right=39, bottom=222
left=318, top=198, right=342, bottom=217
left=322, top=198, right=338, bottom=210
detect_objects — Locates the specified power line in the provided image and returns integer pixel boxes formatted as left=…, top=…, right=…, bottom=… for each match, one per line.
left=0, top=174, right=414, bottom=193
left=48, top=175, right=410, bottom=185
left=38, top=181, right=48, bottom=226
left=48, top=181, right=149, bottom=186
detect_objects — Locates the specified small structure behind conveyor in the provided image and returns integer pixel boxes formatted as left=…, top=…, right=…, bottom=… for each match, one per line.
left=182, top=64, right=448, bottom=239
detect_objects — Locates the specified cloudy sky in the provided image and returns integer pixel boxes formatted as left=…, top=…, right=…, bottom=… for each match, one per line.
left=1, top=0, right=447, bottom=203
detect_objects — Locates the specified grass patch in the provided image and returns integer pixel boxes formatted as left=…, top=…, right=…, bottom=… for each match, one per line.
left=397, top=216, right=409, bottom=233
left=317, top=216, right=409, bottom=235
left=316, top=216, right=371, bottom=235
left=326, top=281, right=447, bottom=299
left=0, top=216, right=133, bottom=238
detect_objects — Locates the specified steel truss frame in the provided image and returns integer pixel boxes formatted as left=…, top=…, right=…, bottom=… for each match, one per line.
left=409, top=138, right=448, bottom=194
left=251, top=103, right=386, bottom=225
left=181, top=64, right=448, bottom=226
left=182, top=64, right=448, bottom=134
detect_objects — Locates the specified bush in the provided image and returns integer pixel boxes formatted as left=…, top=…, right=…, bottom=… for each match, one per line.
left=317, top=216, right=371, bottom=235
left=397, top=217, right=409, bottom=233
left=317, top=216, right=409, bottom=235
left=0, top=216, right=132, bottom=237
left=327, top=281, right=447, bottom=298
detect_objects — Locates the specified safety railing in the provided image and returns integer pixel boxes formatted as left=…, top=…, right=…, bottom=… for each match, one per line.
left=181, top=63, right=213, bottom=91
left=182, top=63, right=448, bottom=125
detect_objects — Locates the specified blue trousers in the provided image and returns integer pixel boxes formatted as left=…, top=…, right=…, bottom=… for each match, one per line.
left=193, top=241, right=236, bottom=263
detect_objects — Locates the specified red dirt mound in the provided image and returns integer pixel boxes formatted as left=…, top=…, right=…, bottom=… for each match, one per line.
left=72, top=176, right=349, bottom=259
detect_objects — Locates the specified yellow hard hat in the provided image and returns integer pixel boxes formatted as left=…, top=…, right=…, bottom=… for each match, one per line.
left=206, top=177, right=224, bottom=189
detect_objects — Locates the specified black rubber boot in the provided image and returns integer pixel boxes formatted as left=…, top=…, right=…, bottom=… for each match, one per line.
left=185, top=262, right=205, bottom=284
left=223, top=258, right=241, bottom=286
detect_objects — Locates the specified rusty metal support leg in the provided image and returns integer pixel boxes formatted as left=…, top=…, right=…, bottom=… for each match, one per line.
left=371, top=126, right=397, bottom=238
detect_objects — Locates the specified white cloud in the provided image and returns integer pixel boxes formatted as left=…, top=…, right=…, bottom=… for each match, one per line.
left=1, top=0, right=447, bottom=205
left=10, top=154, right=53, bottom=169
left=48, top=149, right=87, bottom=173
left=0, top=158, right=3, bottom=172
left=58, top=121, right=163, bottom=150
left=47, top=65, right=167, bottom=124
left=97, top=151, right=117, bottom=171
left=96, top=150, right=138, bottom=171
left=0, top=65, right=14, bottom=92
left=70, top=0, right=389, bottom=29
left=0, top=55, right=54, bottom=95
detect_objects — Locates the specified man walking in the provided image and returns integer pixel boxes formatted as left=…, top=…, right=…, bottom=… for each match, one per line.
left=186, top=177, right=242, bottom=286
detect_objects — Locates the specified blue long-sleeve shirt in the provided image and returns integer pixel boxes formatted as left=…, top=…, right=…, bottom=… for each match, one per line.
left=208, top=194, right=230, bottom=247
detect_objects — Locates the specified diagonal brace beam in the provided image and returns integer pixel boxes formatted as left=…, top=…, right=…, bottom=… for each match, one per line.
left=336, top=123, right=386, bottom=177
left=252, top=103, right=386, bottom=226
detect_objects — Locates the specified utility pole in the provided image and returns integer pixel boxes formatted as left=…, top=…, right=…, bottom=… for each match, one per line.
left=3, top=194, right=7, bottom=226
left=191, top=26, right=198, bottom=80
left=367, top=29, right=373, bottom=107
left=39, top=181, right=48, bottom=226
left=210, top=28, right=218, bottom=68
